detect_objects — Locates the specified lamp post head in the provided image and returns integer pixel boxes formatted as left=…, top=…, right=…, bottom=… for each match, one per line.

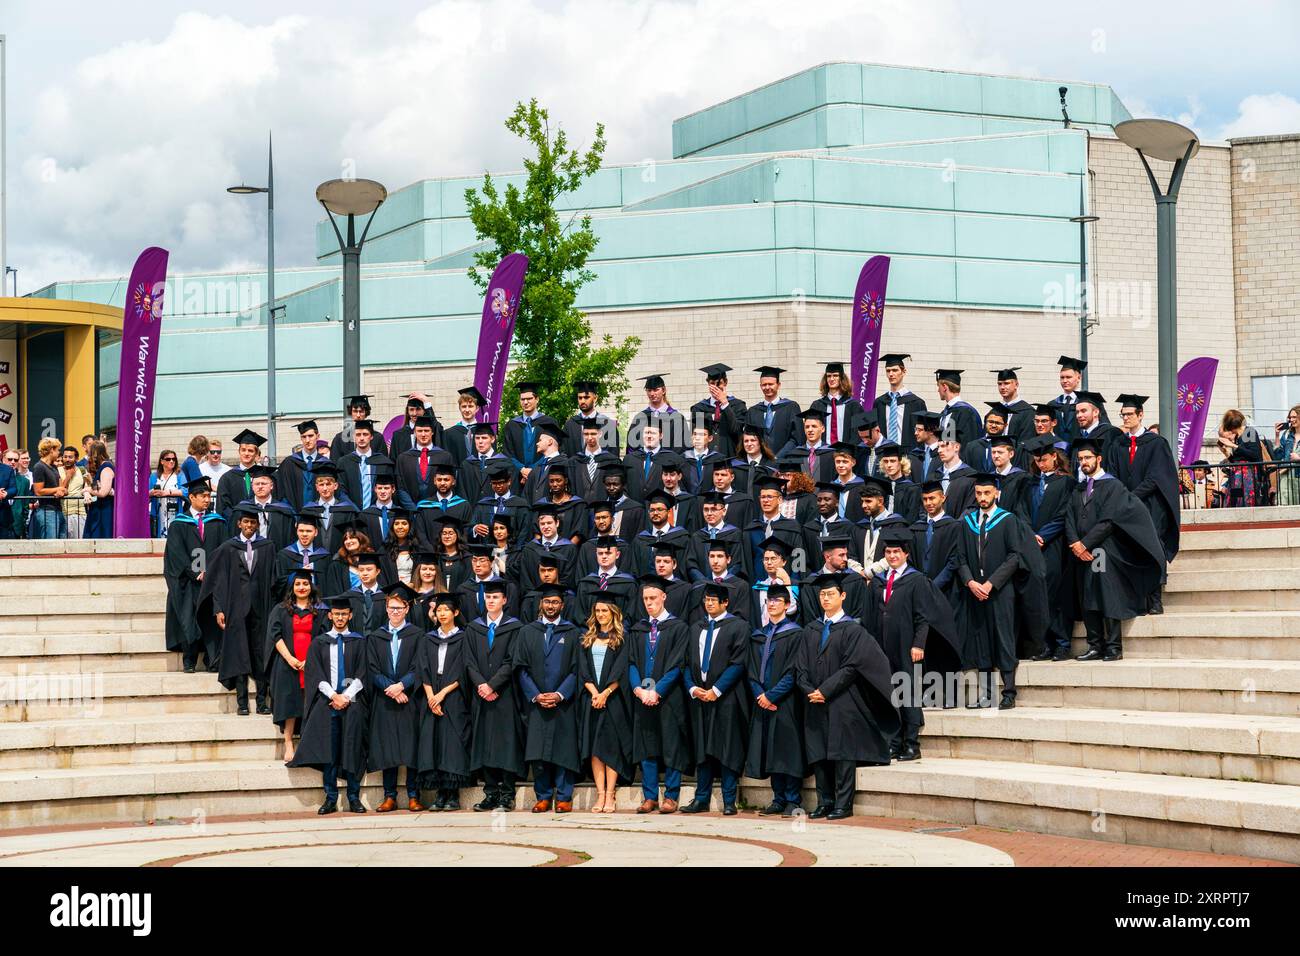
left=1115, top=119, right=1200, bottom=163
left=316, top=179, right=387, bottom=216
left=227, top=184, right=268, bottom=195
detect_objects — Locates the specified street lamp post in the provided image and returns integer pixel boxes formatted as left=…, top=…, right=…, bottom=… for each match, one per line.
left=315, top=178, right=387, bottom=405
left=228, top=133, right=278, bottom=460
left=4, top=265, right=15, bottom=297
left=1070, top=210, right=1100, bottom=391
left=1115, top=118, right=1200, bottom=439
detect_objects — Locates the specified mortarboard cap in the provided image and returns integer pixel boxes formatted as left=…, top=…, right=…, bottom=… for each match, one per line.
left=470, top=421, right=497, bottom=436
left=1116, top=393, right=1149, bottom=411
left=880, top=527, right=914, bottom=548
left=413, top=415, right=437, bottom=429
left=984, top=401, right=1010, bottom=418
left=639, top=573, right=672, bottom=593
left=645, top=489, right=677, bottom=508
left=764, top=583, right=791, bottom=603
left=480, top=579, right=509, bottom=596
left=295, top=420, right=319, bottom=435
left=752, top=475, right=785, bottom=492
left=466, top=542, right=495, bottom=557
left=573, top=380, right=600, bottom=394
left=991, top=368, right=1021, bottom=381
left=822, top=361, right=847, bottom=375
left=758, top=535, right=791, bottom=558
left=700, top=363, right=733, bottom=379
left=1071, top=437, right=1104, bottom=455
left=989, top=435, right=1017, bottom=450
left=1024, top=434, right=1058, bottom=456
left=859, top=477, right=891, bottom=498
left=638, top=374, right=668, bottom=390
left=383, top=582, right=418, bottom=603
left=345, top=394, right=372, bottom=409
left=457, top=386, right=486, bottom=405
left=701, top=581, right=732, bottom=602
left=920, top=479, right=945, bottom=494
left=879, top=353, right=911, bottom=366
left=185, top=476, right=214, bottom=495
left=753, top=366, right=785, bottom=379
left=593, top=534, right=621, bottom=549
left=1034, top=403, right=1061, bottom=418
left=537, top=582, right=568, bottom=599
left=809, top=571, right=847, bottom=592
left=516, top=382, right=542, bottom=394
left=354, top=551, right=383, bottom=567
left=971, top=472, right=1001, bottom=488
left=935, top=369, right=963, bottom=387
left=874, top=440, right=904, bottom=458
left=232, top=429, right=266, bottom=447
left=311, top=462, right=341, bottom=480
left=820, top=534, right=852, bottom=551
left=324, top=594, right=355, bottom=610
left=248, top=465, right=277, bottom=481
left=1075, top=391, right=1107, bottom=409
left=1058, top=355, right=1088, bottom=372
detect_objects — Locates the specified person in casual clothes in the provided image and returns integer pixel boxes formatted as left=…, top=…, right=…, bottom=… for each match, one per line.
left=149, top=449, right=184, bottom=537
left=30, top=438, right=68, bottom=539
left=8, top=451, right=32, bottom=538
left=59, top=447, right=87, bottom=540
left=180, top=435, right=209, bottom=495
left=199, top=438, right=232, bottom=485
left=82, top=440, right=115, bottom=539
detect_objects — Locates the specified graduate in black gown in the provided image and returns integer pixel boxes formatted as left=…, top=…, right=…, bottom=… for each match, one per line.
left=910, top=480, right=964, bottom=707
left=865, top=528, right=960, bottom=761
left=934, top=370, right=983, bottom=447
left=563, top=380, right=621, bottom=457
left=519, top=553, right=578, bottom=623
left=746, top=366, right=803, bottom=456
left=1066, top=438, right=1168, bottom=661
left=574, top=535, right=640, bottom=621
left=163, top=477, right=229, bottom=673
left=469, top=466, right=530, bottom=541
left=366, top=582, right=425, bottom=812
left=442, top=387, right=486, bottom=468
left=215, top=428, right=267, bottom=518
left=690, top=364, right=748, bottom=461
left=276, top=420, right=326, bottom=514
left=1018, top=437, right=1077, bottom=661
left=797, top=535, right=867, bottom=623
left=936, top=439, right=978, bottom=518
left=872, top=353, right=929, bottom=447
left=200, top=504, right=276, bottom=715
left=236, top=465, right=296, bottom=552
left=744, top=584, right=806, bottom=816
left=646, top=543, right=693, bottom=619
left=688, top=491, right=748, bottom=582
left=992, top=367, right=1037, bottom=449
left=517, top=503, right=579, bottom=594
left=515, top=584, right=582, bottom=813
left=988, top=435, right=1031, bottom=517
left=275, top=514, right=333, bottom=597
left=465, top=579, right=526, bottom=810
left=679, top=582, right=751, bottom=815
left=1053, top=356, right=1109, bottom=442
left=796, top=572, right=900, bottom=819
left=688, top=543, right=751, bottom=624
left=578, top=597, right=634, bottom=811
left=417, top=593, right=474, bottom=811
left=288, top=595, right=369, bottom=814
left=330, top=394, right=391, bottom=460
left=1069, top=392, right=1122, bottom=475
left=335, top=419, right=395, bottom=512
left=264, top=568, right=326, bottom=759
left=1110, top=394, right=1180, bottom=614
left=458, top=422, right=513, bottom=508
left=628, top=575, right=692, bottom=814
left=953, top=473, right=1048, bottom=709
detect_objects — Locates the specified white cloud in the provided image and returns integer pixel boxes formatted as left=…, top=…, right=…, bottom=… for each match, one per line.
left=1217, top=93, right=1300, bottom=141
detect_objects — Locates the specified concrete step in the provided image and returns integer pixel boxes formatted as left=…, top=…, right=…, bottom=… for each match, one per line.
left=0, top=556, right=164, bottom=577
left=1015, top=659, right=1300, bottom=717
left=854, top=757, right=1300, bottom=863
left=0, top=540, right=165, bottom=557
left=1164, top=566, right=1300, bottom=609
left=0, top=576, right=167, bottom=597
left=0, top=593, right=167, bottom=617
left=920, top=707, right=1300, bottom=785
left=0, top=611, right=164, bottom=635
left=0, top=713, right=283, bottom=771
left=1182, top=505, right=1300, bottom=526
left=1178, top=527, right=1300, bottom=551
left=1070, top=611, right=1300, bottom=661
left=0, top=632, right=173, bottom=674
left=0, top=670, right=236, bottom=722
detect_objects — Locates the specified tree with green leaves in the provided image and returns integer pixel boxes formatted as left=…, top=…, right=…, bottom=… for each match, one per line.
left=465, top=99, right=640, bottom=423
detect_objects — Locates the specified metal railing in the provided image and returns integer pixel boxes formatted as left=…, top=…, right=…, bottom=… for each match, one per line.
left=1178, top=460, right=1300, bottom=510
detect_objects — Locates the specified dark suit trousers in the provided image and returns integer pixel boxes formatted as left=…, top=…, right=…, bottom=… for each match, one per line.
left=812, top=759, right=855, bottom=811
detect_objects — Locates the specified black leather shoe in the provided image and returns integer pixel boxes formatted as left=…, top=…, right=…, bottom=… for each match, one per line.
left=1075, top=649, right=1104, bottom=662
left=183, top=664, right=196, bottom=674
left=826, top=808, right=852, bottom=820
left=1052, top=649, right=1072, bottom=661
left=473, top=797, right=498, bottom=812
left=759, top=801, right=785, bottom=815
left=1147, top=596, right=1164, bottom=615
left=442, top=795, right=461, bottom=811
left=236, top=704, right=250, bottom=716
left=1030, top=649, right=1053, bottom=662
left=256, top=703, right=271, bottom=715
left=781, top=803, right=802, bottom=817
left=896, top=746, right=922, bottom=761
left=678, top=799, right=710, bottom=814
left=206, top=662, right=221, bottom=673
left=1102, top=653, right=1123, bottom=662
left=807, top=805, right=832, bottom=819
left=318, top=799, right=338, bottom=815
left=998, top=693, right=1016, bottom=710
left=497, top=800, right=515, bottom=812
left=346, top=799, right=366, bottom=813
left=722, top=804, right=738, bottom=816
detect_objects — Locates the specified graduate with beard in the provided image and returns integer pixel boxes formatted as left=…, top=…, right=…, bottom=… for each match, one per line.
left=366, top=583, right=426, bottom=812
left=465, top=579, right=526, bottom=811
left=201, top=504, right=276, bottom=715
left=744, top=584, right=806, bottom=816
left=909, top=480, right=964, bottom=707
left=1018, top=437, right=1077, bottom=661
left=515, top=584, right=582, bottom=813
left=953, top=473, right=1048, bottom=709
left=163, top=477, right=229, bottom=673
left=564, top=380, right=621, bottom=457
left=796, top=573, right=900, bottom=819
left=679, top=582, right=751, bottom=815
left=1066, top=438, right=1168, bottom=661
left=1109, top=394, right=1180, bottom=614
left=628, top=575, right=692, bottom=814
left=288, top=595, right=369, bottom=814
left=416, top=593, right=474, bottom=811
left=865, top=528, right=960, bottom=761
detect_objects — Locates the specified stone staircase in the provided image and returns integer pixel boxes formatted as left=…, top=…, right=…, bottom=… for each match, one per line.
left=1, top=525, right=1299, bottom=863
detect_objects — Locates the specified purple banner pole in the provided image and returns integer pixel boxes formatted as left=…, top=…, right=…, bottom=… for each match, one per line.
left=1176, top=357, right=1219, bottom=466
left=113, top=247, right=170, bottom=537
left=473, top=253, right=529, bottom=424
left=850, top=255, right=890, bottom=406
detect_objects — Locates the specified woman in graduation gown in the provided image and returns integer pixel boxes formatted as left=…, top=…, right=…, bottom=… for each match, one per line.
left=743, top=586, right=806, bottom=813
left=383, top=509, right=418, bottom=586
left=428, top=514, right=471, bottom=593
left=578, top=598, right=634, bottom=811
left=732, top=425, right=776, bottom=497
left=489, top=514, right=522, bottom=584
left=264, top=568, right=327, bottom=762
left=410, top=553, right=445, bottom=631
left=416, top=593, right=475, bottom=811
left=322, top=524, right=374, bottom=595
left=365, top=583, right=426, bottom=812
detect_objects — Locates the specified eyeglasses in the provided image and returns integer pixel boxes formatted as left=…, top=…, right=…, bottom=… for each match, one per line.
left=208, top=450, right=223, bottom=456
left=162, top=456, right=178, bottom=462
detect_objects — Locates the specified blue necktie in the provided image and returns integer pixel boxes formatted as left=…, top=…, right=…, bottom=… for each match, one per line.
left=359, top=456, right=372, bottom=509
left=925, top=520, right=934, bottom=564
left=544, top=622, right=556, bottom=653
left=303, top=456, right=315, bottom=503
left=643, top=452, right=653, bottom=481
left=696, top=458, right=704, bottom=484
left=380, top=507, right=390, bottom=540
left=390, top=627, right=400, bottom=672
left=1032, top=476, right=1047, bottom=523
left=701, top=619, right=715, bottom=675
left=764, top=404, right=774, bottom=431
left=487, top=620, right=497, bottom=650
left=363, top=590, right=373, bottom=622
left=922, top=448, right=931, bottom=480
left=889, top=393, right=900, bottom=444
left=336, top=638, right=346, bottom=692
left=477, top=582, right=486, bottom=615
left=523, top=419, right=536, bottom=466
left=819, top=618, right=831, bottom=652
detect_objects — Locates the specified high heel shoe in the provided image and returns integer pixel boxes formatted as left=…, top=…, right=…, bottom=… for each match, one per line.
left=602, top=788, right=617, bottom=813
left=590, top=789, right=607, bottom=813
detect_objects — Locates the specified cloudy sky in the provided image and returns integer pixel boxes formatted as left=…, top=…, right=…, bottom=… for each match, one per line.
left=3, top=0, right=1297, bottom=293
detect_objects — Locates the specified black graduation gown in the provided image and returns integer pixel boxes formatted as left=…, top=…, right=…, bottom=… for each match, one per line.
left=629, top=526, right=691, bottom=578
left=578, top=637, right=634, bottom=779
left=852, top=512, right=911, bottom=571
left=413, top=497, right=473, bottom=551
left=941, top=465, right=978, bottom=518
left=689, top=397, right=748, bottom=460
left=808, top=395, right=866, bottom=443
left=746, top=397, right=803, bottom=456
left=274, top=545, right=333, bottom=596
left=678, top=450, right=727, bottom=496
left=627, top=617, right=692, bottom=772
left=163, top=512, right=229, bottom=655
left=605, top=497, right=646, bottom=542
left=938, top=400, right=982, bottom=446
left=994, top=468, right=1032, bottom=519
left=301, top=499, right=360, bottom=555
left=683, top=614, right=751, bottom=772
left=656, top=577, right=693, bottom=620
left=215, top=467, right=255, bottom=519
left=729, top=460, right=771, bottom=500
left=441, top=421, right=477, bottom=468
left=797, top=568, right=868, bottom=624
left=200, top=535, right=277, bottom=686
left=801, top=516, right=861, bottom=568
left=469, top=493, right=531, bottom=541
left=907, top=443, right=943, bottom=486
left=1069, top=424, right=1122, bottom=475
left=622, top=449, right=682, bottom=502
left=395, top=446, right=456, bottom=508
left=953, top=508, right=1048, bottom=670
left=330, top=429, right=390, bottom=462
left=742, top=516, right=803, bottom=582
left=572, top=451, right=621, bottom=502
left=889, top=479, right=922, bottom=524
left=786, top=444, right=838, bottom=483
left=865, top=567, right=961, bottom=683
left=514, top=619, right=583, bottom=772
left=336, top=452, right=396, bottom=512
left=459, top=453, right=515, bottom=509
left=1012, top=472, right=1076, bottom=642
left=264, top=603, right=327, bottom=727
left=455, top=576, right=522, bottom=624
left=527, top=497, right=588, bottom=543
left=390, top=415, right=444, bottom=457
left=961, top=436, right=998, bottom=473
left=872, top=390, right=928, bottom=446
left=911, top=514, right=963, bottom=599
left=238, top=498, right=297, bottom=552
left=521, top=455, right=569, bottom=505
left=1065, top=475, right=1167, bottom=621
left=563, top=412, right=621, bottom=457
left=288, top=632, right=369, bottom=775
left=1110, top=432, right=1181, bottom=561
left=688, top=524, right=748, bottom=583
left=415, top=629, right=474, bottom=782
left=275, top=452, right=324, bottom=514
left=501, top=416, right=545, bottom=474
left=575, top=536, right=630, bottom=579
left=365, top=623, right=424, bottom=771
left=687, top=576, right=752, bottom=625
left=744, top=620, right=806, bottom=779
left=795, top=618, right=899, bottom=765
left=1003, top=400, right=1036, bottom=448
left=574, top=571, right=641, bottom=623
left=628, top=407, right=691, bottom=454
left=464, top=616, right=527, bottom=776
left=517, top=538, right=579, bottom=592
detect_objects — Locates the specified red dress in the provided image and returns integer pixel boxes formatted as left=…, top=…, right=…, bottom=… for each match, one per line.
left=291, top=610, right=315, bottom=688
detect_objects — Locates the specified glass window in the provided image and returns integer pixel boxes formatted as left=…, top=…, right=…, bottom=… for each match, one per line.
left=1251, top=375, right=1300, bottom=428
